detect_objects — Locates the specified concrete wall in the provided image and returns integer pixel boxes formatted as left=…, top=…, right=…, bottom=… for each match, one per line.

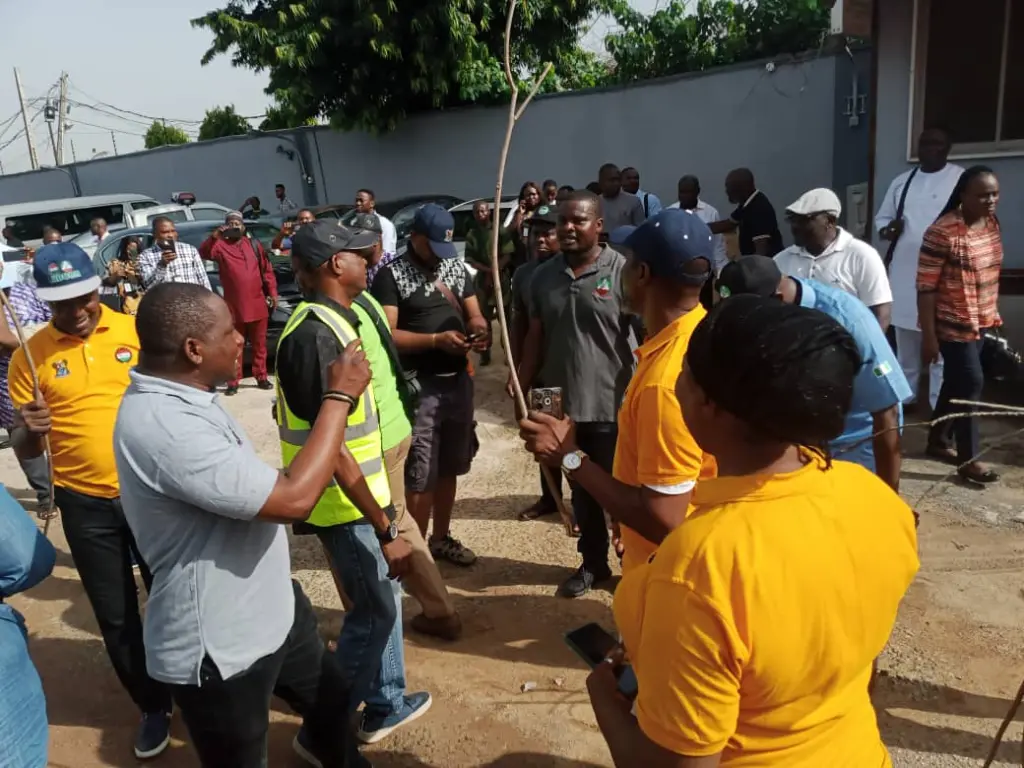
left=0, top=53, right=845, bottom=233
left=873, top=0, right=1024, bottom=263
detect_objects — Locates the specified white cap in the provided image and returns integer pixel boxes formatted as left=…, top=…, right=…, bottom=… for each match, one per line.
left=786, top=188, right=842, bottom=217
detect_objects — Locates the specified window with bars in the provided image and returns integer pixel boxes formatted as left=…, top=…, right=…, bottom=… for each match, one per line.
left=913, top=0, right=1024, bottom=155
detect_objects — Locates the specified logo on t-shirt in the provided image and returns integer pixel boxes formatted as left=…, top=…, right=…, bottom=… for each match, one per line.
left=52, top=359, right=70, bottom=378
left=115, top=347, right=133, bottom=364
left=594, top=276, right=612, bottom=299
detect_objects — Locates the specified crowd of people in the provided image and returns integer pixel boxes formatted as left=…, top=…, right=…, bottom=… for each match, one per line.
left=0, top=127, right=1008, bottom=767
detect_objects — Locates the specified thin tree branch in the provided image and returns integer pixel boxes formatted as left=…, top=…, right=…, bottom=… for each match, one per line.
left=514, top=62, right=554, bottom=121
left=489, top=0, right=574, bottom=536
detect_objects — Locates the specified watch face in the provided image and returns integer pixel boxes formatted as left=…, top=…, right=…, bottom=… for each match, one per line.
left=562, top=452, right=582, bottom=471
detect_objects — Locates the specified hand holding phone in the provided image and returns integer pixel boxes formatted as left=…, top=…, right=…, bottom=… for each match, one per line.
left=565, top=623, right=637, bottom=699
left=528, top=387, right=564, bottom=419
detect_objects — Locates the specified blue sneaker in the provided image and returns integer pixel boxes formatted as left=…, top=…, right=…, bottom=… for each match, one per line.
left=134, top=711, right=171, bottom=759
left=356, top=691, right=432, bottom=745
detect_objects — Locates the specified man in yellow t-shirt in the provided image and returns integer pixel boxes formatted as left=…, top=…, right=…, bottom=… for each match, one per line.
left=9, top=243, right=172, bottom=759
left=520, top=209, right=716, bottom=573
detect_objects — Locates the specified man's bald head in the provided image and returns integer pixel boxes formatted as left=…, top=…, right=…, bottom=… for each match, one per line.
left=136, top=283, right=220, bottom=368
left=725, top=167, right=756, bottom=204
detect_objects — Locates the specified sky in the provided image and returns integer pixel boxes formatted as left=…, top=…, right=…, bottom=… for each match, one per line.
left=0, top=0, right=663, bottom=175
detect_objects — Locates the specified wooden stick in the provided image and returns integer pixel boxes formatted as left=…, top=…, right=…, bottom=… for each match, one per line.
left=0, top=290, right=56, bottom=534
left=489, top=0, right=573, bottom=535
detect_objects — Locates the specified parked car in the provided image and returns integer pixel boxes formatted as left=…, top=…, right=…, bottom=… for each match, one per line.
left=129, top=201, right=233, bottom=227
left=340, top=195, right=464, bottom=241
left=447, top=197, right=518, bottom=277
left=91, top=220, right=299, bottom=366
left=310, top=203, right=354, bottom=220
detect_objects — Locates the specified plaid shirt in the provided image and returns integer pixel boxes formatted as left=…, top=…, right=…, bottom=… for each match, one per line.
left=138, top=241, right=212, bottom=291
left=367, top=249, right=400, bottom=287
left=0, top=283, right=51, bottom=429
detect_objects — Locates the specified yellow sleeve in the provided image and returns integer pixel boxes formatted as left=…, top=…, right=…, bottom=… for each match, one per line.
left=8, top=348, right=35, bottom=408
left=634, top=384, right=704, bottom=488
left=634, top=577, right=743, bottom=756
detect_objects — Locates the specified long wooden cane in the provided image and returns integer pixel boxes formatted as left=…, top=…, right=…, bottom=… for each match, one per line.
left=487, top=0, right=572, bottom=535
left=0, top=290, right=57, bottom=535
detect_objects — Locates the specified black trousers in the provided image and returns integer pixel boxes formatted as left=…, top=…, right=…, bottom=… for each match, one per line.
left=929, top=337, right=986, bottom=463
left=573, top=422, right=618, bottom=574
left=169, top=581, right=367, bottom=768
left=55, top=486, right=171, bottom=715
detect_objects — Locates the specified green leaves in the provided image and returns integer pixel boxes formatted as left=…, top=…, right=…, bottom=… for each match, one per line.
left=144, top=122, right=191, bottom=149
left=198, top=105, right=252, bottom=141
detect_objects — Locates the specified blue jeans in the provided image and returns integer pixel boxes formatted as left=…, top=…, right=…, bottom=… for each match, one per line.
left=317, top=523, right=405, bottom=718
left=0, top=611, right=47, bottom=767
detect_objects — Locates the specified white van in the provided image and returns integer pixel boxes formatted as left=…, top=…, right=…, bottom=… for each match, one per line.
left=0, top=194, right=161, bottom=247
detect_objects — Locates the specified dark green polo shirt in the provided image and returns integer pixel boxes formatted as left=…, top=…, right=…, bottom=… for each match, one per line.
left=526, top=246, right=637, bottom=423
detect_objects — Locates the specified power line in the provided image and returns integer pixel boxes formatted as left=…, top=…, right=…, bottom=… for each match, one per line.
left=68, top=82, right=266, bottom=125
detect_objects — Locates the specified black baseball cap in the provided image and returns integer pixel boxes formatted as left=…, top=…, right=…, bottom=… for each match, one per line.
left=528, top=204, right=559, bottom=226
left=410, top=204, right=457, bottom=259
left=291, top=219, right=379, bottom=268
left=716, top=256, right=784, bottom=299
left=349, top=212, right=383, bottom=234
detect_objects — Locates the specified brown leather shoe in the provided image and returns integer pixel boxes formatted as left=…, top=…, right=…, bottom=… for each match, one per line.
left=411, top=612, right=462, bottom=642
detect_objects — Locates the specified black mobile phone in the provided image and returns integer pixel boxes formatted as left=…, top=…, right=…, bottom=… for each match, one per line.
left=564, top=622, right=618, bottom=669
left=157, top=239, right=174, bottom=251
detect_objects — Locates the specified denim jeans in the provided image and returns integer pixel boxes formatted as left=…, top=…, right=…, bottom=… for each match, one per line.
left=930, top=337, right=986, bottom=464
left=54, top=486, right=171, bottom=714
left=573, top=422, right=619, bottom=575
left=0, top=613, right=47, bottom=767
left=169, top=581, right=366, bottom=768
left=317, top=522, right=405, bottom=718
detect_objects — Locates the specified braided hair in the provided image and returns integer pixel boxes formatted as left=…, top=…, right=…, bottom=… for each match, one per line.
left=686, top=295, right=862, bottom=465
left=938, top=165, right=996, bottom=220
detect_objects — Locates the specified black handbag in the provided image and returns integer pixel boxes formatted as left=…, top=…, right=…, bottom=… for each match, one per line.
left=980, top=327, right=1021, bottom=381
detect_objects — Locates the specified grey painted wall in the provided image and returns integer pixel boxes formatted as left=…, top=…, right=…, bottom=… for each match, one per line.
left=831, top=48, right=873, bottom=234
left=0, top=53, right=846, bottom=239
left=873, top=0, right=1024, bottom=264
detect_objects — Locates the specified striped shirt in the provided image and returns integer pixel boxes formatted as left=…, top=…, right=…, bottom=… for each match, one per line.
left=917, top=211, right=1002, bottom=342
left=138, top=241, right=212, bottom=291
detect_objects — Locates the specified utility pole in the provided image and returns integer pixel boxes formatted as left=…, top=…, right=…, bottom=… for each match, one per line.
left=44, top=98, right=59, bottom=165
left=110, top=131, right=118, bottom=156
left=13, top=68, right=39, bottom=170
left=55, top=72, right=68, bottom=165
left=70, top=139, right=77, bottom=163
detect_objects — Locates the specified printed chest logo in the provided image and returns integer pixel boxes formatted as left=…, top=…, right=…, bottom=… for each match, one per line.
left=115, top=347, right=133, bottom=364
left=593, top=276, right=612, bottom=299
left=52, top=359, right=70, bottom=378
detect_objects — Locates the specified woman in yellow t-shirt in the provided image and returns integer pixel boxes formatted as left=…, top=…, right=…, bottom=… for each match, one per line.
left=588, top=295, right=919, bottom=767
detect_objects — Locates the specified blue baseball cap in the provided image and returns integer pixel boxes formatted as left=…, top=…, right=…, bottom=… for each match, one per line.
left=623, top=209, right=714, bottom=284
left=410, top=203, right=457, bottom=260
left=607, top=226, right=636, bottom=247
left=33, top=242, right=101, bottom=302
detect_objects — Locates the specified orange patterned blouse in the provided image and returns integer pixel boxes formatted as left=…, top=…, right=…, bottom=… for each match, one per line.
left=916, top=210, right=1003, bottom=342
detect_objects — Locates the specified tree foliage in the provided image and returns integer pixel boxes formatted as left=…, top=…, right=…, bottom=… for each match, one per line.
left=192, top=0, right=607, bottom=134
left=144, top=122, right=191, bottom=149
left=602, top=0, right=830, bottom=84
left=198, top=104, right=252, bottom=140
left=258, top=100, right=319, bottom=132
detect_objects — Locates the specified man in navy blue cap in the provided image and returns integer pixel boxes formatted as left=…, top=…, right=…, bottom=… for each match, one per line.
left=520, top=209, right=718, bottom=577
left=9, top=242, right=174, bottom=759
left=371, top=203, right=489, bottom=566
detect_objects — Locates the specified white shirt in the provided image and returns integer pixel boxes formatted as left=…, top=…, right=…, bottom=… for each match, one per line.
left=874, top=163, right=964, bottom=330
left=667, top=199, right=728, bottom=274
left=632, top=188, right=663, bottom=219
left=773, top=227, right=892, bottom=308
left=375, top=213, right=397, bottom=258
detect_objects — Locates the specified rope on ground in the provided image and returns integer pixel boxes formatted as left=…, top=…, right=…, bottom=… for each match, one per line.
left=488, top=0, right=571, bottom=535
left=0, top=290, right=56, bottom=535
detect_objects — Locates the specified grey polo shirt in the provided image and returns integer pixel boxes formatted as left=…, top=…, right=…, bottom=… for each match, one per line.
left=526, top=246, right=636, bottom=423
left=114, top=370, right=291, bottom=686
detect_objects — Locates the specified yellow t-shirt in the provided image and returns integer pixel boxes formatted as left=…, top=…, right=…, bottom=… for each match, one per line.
left=613, top=457, right=919, bottom=766
left=9, top=306, right=139, bottom=499
left=613, top=305, right=716, bottom=574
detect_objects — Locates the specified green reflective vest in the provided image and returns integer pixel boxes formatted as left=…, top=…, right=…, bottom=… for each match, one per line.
left=275, top=301, right=391, bottom=527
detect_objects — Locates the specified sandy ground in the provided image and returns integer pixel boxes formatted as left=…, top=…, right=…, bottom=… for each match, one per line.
left=7, top=357, right=1024, bottom=767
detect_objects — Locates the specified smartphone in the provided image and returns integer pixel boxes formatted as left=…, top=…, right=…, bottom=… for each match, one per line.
left=156, top=239, right=174, bottom=252
left=564, top=623, right=640, bottom=700
left=466, top=332, right=483, bottom=343
left=528, top=387, right=564, bottom=419
left=225, top=226, right=243, bottom=238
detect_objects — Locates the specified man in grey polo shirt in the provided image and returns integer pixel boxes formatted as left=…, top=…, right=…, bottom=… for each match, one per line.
left=518, top=189, right=637, bottom=598
left=113, top=282, right=371, bottom=768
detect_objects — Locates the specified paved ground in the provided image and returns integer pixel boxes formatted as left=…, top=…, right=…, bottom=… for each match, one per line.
left=7, top=357, right=1024, bottom=767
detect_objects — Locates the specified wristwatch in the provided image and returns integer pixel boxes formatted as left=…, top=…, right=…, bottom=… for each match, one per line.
left=376, top=522, right=399, bottom=543
left=561, top=450, right=587, bottom=475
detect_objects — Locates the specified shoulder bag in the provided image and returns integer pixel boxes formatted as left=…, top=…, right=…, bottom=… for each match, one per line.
left=883, top=167, right=919, bottom=271
left=352, top=294, right=421, bottom=419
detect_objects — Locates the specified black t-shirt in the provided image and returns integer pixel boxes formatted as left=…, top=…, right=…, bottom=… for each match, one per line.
left=731, top=191, right=784, bottom=256
left=370, top=253, right=474, bottom=376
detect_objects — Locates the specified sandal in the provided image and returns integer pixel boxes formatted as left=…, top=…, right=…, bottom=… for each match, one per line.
left=958, top=466, right=1000, bottom=485
left=517, top=501, right=556, bottom=521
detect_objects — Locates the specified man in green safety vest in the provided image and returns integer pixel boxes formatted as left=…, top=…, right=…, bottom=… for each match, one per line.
left=276, top=219, right=432, bottom=745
